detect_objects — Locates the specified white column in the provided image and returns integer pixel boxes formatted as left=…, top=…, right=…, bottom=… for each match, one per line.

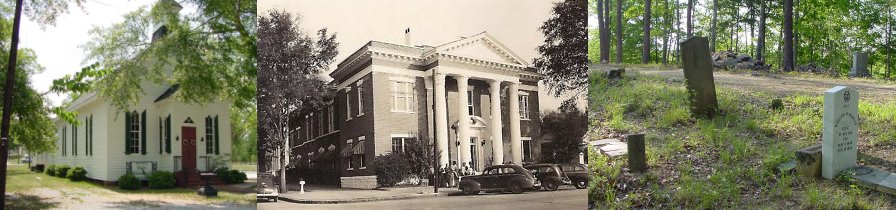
left=456, top=76, right=471, bottom=166
left=488, top=80, right=504, bottom=165
left=434, top=73, right=449, bottom=167
left=508, top=82, right=522, bottom=164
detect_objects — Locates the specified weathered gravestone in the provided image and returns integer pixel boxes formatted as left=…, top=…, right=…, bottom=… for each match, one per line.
left=627, top=134, right=646, bottom=172
left=680, top=36, right=719, bottom=117
left=849, top=51, right=870, bottom=77
left=821, top=86, right=859, bottom=179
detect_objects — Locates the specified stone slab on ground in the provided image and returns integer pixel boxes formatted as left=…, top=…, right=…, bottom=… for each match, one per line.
left=599, top=144, right=627, bottom=157
left=591, top=138, right=628, bottom=157
left=778, top=160, right=797, bottom=174
left=845, top=165, right=896, bottom=196
left=592, top=139, right=624, bottom=147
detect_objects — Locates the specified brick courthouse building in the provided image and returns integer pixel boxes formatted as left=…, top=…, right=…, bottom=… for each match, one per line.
left=288, top=32, right=545, bottom=189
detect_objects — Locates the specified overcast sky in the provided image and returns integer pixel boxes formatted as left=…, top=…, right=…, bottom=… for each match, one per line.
left=258, top=0, right=555, bottom=70
left=21, top=0, right=155, bottom=107
left=258, top=0, right=585, bottom=111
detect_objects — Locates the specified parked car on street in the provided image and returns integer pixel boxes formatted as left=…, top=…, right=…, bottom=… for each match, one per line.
left=524, top=163, right=571, bottom=191
left=256, top=172, right=279, bottom=202
left=20, top=154, right=31, bottom=163
left=557, top=163, right=589, bottom=189
left=458, top=164, right=538, bottom=195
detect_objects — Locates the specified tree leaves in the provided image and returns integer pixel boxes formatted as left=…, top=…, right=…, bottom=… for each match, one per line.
left=74, top=0, right=257, bottom=112
left=256, top=9, right=338, bottom=169
left=535, top=0, right=588, bottom=97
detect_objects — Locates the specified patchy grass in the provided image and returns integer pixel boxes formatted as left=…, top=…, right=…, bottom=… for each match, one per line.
left=589, top=72, right=896, bottom=208
left=4, top=164, right=254, bottom=207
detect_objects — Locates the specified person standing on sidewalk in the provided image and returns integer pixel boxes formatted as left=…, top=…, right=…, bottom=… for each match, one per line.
left=449, top=161, right=459, bottom=187
left=440, top=166, right=449, bottom=188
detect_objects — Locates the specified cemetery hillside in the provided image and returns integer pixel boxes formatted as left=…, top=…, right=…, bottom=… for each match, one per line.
left=589, top=0, right=896, bottom=208
left=590, top=67, right=896, bottom=208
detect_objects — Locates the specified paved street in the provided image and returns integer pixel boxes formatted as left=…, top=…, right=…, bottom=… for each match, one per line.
left=258, top=187, right=586, bottom=210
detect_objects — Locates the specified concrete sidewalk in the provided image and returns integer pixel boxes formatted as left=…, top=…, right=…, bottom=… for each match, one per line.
left=276, top=184, right=462, bottom=204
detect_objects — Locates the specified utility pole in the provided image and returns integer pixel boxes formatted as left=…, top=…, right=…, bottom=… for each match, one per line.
left=0, top=0, right=25, bottom=206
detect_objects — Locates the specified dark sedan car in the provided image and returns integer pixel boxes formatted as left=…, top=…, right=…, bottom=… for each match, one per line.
left=558, top=163, right=589, bottom=189
left=524, top=164, right=571, bottom=191
left=458, top=164, right=538, bottom=195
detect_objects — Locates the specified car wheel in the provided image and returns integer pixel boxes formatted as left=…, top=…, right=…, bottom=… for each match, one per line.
left=545, top=181, right=558, bottom=191
left=574, top=180, right=587, bottom=189
left=510, top=182, right=523, bottom=194
left=462, top=186, right=479, bottom=195
left=273, top=197, right=278, bottom=202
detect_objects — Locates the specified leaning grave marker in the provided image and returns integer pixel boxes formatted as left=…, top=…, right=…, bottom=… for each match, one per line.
left=679, top=36, right=719, bottom=117
left=821, top=86, right=859, bottom=179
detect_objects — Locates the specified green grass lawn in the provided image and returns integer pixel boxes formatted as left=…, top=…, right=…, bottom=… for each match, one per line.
left=4, top=163, right=254, bottom=208
left=589, top=71, right=896, bottom=209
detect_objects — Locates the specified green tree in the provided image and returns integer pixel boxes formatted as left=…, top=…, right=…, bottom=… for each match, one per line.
left=540, top=103, right=588, bottom=163
left=535, top=0, right=587, bottom=97
left=257, top=9, right=338, bottom=192
left=230, top=105, right=257, bottom=163
left=70, top=0, right=256, bottom=111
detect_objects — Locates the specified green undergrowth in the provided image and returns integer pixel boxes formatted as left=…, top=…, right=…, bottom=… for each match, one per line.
left=589, top=71, right=896, bottom=209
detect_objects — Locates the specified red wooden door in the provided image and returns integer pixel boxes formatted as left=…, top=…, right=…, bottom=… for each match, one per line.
left=181, top=127, right=197, bottom=175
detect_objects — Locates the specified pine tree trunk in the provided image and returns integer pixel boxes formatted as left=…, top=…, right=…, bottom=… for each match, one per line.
left=794, top=0, right=800, bottom=68
left=756, top=0, right=766, bottom=61
left=663, top=0, right=672, bottom=65
left=783, top=0, right=795, bottom=71
left=604, top=0, right=611, bottom=61
left=711, top=0, right=718, bottom=51
left=887, top=4, right=891, bottom=79
left=687, top=0, right=693, bottom=38
left=597, top=0, right=607, bottom=62
left=615, top=0, right=624, bottom=64
left=643, top=0, right=652, bottom=64
left=674, top=0, right=680, bottom=63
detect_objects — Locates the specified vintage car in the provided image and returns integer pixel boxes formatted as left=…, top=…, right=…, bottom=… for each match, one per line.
left=256, top=173, right=279, bottom=202
left=524, top=164, right=571, bottom=191
left=557, top=163, right=589, bottom=189
left=458, top=164, right=538, bottom=195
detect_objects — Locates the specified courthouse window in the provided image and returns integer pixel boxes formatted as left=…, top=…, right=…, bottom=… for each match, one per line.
left=392, top=81, right=415, bottom=112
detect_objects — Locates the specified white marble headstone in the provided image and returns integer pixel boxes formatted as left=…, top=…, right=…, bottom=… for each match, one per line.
left=822, top=86, right=859, bottom=179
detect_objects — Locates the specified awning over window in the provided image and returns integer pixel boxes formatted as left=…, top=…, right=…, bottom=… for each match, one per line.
left=311, top=149, right=334, bottom=162
left=340, top=145, right=353, bottom=157
left=352, top=142, right=364, bottom=155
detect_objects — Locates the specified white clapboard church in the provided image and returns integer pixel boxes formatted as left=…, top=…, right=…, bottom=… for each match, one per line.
left=34, top=3, right=232, bottom=186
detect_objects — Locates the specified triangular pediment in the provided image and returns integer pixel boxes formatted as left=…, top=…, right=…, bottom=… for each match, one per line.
left=435, top=32, right=528, bottom=66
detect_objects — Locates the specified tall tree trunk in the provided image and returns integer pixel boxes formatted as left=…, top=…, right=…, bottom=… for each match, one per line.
left=597, top=0, right=609, bottom=62
left=749, top=2, right=755, bottom=57
left=674, top=0, right=681, bottom=63
left=734, top=6, right=739, bottom=53
left=615, top=0, right=623, bottom=64
left=605, top=0, right=611, bottom=61
left=663, top=0, right=670, bottom=65
left=711, top=0, right=718, bottom=51
left=643, top=0, right=652, bottom=64
left=0, top=0, right=24, bottom=205
left=793, top=0, right=799, bottom=68
left=887, top=4, right=891, bottom=79
left=686, top=0, right=693, bottom=38
left=756, top=0, right=766, bottom=61
left=783, top=0, right=795, bottom=71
